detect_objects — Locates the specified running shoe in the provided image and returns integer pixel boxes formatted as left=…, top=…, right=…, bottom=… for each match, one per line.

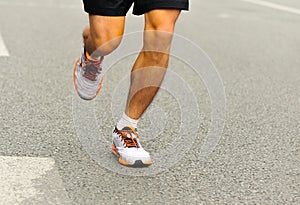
left=112, top=126, right=152, bottom=167
left=73, top=49, right=104, bottom=100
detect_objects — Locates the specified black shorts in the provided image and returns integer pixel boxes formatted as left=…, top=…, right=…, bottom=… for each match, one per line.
left=83, top=0, right=189, bottom=16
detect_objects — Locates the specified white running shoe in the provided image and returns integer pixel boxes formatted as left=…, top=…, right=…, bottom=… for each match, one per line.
left=112, top=126, right=152, bottom=167
left=73, top=49, right=104, bottom=100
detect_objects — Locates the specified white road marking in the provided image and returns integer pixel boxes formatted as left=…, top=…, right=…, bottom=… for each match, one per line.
left=242, top=0, right=300, bottom=15
left=0, top=33, right=9, bottom=56
left=0, top=156, right=71, bottom=204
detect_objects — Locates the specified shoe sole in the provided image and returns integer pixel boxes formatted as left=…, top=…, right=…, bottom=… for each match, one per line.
left=112, top=144, right=152, bottom=167
left=73, top=57, right=104, bottom=101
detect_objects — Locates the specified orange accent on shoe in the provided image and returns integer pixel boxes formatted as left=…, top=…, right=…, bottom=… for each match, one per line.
left=111, top=144, right=120, bottom=158
left=85, top=50, right=104, bottom=62
left=73, top=58, right=80, bottom=96
left=95, top=76, right=104, bottom=97
left=143, top=159, right=153, bottom=165
left=85, top=50, right=94, bottom=61
left=119, top=157, right=134, bottom=166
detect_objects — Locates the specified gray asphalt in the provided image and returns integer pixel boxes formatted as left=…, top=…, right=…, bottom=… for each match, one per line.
left=0, top=0, right=299, bottom=204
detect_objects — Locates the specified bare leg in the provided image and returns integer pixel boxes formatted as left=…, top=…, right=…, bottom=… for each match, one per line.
left=125, top=9, right=181, bottom=119
left=83, top=15, right=125, bottom=57
left=74, top=15, right=125, bottom=100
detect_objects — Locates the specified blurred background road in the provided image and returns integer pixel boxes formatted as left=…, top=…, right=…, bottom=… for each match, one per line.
left=0, top=0, right=299, bottom=204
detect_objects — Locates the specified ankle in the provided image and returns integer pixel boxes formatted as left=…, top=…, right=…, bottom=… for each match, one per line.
left=117, top=113, right=139, bottom=130
left=84, top=49, right=103, bottom=61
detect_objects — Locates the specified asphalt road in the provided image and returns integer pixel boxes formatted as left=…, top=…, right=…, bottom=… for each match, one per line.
left=0, top=0, right=299, bottom=204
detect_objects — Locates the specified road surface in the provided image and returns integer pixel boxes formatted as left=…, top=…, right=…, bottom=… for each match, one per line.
left=0, top=0, right=299, bottom=204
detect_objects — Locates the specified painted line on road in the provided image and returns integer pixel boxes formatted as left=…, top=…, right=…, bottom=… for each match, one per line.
left=0, top=156, right=71, bottom=204
left=0, top=33, right=9, bottom=56
left=241, top=0, right=300, bottom=15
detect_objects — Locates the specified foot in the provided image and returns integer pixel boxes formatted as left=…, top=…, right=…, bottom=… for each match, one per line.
left=73, top=49, right=104, bottom=100
left=112, top=126, right=152, bottom=167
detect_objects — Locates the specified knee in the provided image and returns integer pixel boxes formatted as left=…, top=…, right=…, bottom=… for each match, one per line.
left=83, top=27, right=122, bottom=56
left=145, top=10, right=180, bottom=33
left=146, top=20, right=176, bottom=34
left=143, top=12, right=179, bottom=54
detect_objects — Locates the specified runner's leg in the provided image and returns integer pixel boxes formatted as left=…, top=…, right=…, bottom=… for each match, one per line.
left=125, top=9, right=181, bottom=119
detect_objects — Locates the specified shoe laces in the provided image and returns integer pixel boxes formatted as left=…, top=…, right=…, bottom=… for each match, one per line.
left=115, top=127, right=140, bottom=148
left=81, top=55, right=104, bottom=81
